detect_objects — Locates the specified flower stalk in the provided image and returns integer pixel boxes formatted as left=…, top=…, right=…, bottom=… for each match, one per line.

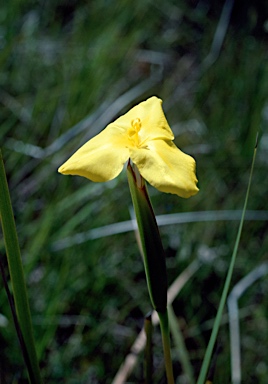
left=158, top=311, right=175, bottom=384
left=127, top=161, right=174, bottom=383
left=127, top=161, right=167, bottom=312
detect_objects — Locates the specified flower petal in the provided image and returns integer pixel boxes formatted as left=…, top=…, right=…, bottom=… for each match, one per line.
left=115, top=96, right=174, bottom=143
left=130, top=140, right=199, bottom=197
left=58, top=124, right=130, bottom=182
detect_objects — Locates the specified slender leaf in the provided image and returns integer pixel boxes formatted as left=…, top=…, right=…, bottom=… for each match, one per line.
left=0, top=150, right=42, bottom=383
left=196, top=138, right=258, bottom=384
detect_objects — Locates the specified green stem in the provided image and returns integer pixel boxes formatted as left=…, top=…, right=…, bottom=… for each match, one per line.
left=127, top=161, right=167, bottom=312
left=158, top=310, right=175, bottom=384
left=0, top=150, right=42, bottom=383
left=127, top=162, right=175, bottom=382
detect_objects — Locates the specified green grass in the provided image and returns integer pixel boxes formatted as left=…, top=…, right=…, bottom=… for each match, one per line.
left=1, top=1, right=268, bottom=382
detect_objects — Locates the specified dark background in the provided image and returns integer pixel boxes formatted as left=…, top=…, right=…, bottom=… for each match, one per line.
left=0, top=1, right=268, bottom=382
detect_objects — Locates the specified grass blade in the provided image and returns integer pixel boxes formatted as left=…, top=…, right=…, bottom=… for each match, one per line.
left=196, top=137, right=258, bottom=384
left=0, top=150, right=42, bottom=383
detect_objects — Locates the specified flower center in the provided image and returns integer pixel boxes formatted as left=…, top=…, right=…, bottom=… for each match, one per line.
left=127, top=118, right=142, bottom=147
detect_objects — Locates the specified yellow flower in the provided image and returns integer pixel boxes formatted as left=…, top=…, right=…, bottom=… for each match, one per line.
left=58, top=96, right=199, bottom=198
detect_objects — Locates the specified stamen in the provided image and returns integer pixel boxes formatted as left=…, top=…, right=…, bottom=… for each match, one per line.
left=131, top=118, right=141, bottom=131
left=128, top=118, right=142, bottom=147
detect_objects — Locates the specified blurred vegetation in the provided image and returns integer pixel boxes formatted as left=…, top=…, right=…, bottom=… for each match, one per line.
left=0, top=1, right=268, bottom=383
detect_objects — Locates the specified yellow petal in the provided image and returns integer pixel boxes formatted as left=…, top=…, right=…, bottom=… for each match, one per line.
left=115, top=96, right=174, bottom=144
left=58, top=124, right=130, bottom=182
left=130, top=140, right=199, bottom=198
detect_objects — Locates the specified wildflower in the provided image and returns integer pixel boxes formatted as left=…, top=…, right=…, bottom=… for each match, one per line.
left=58, top=96, right=198, bottom=197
